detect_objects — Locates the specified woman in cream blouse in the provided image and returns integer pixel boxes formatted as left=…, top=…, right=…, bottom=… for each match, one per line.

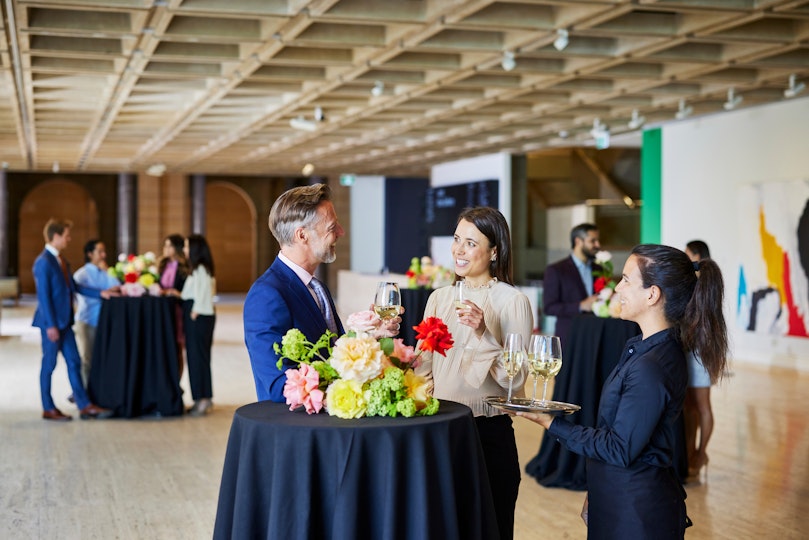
left=416, top=206, right=532, bottom=540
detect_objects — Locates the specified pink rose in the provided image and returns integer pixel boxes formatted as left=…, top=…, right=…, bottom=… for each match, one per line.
left=391, top=339, right=418, bottom=367
left=345, top=310, right=382, bottom=334
left=283, top=364, right=324, bottom=414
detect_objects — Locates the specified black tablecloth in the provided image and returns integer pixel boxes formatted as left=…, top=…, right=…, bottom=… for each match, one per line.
left=400, top=287, right=433, bottom=346
left=88, top=296, right=183, bottom=418
left=213, top=401, right=499, bottom=540
left=525, top=315, right=641, bottom=490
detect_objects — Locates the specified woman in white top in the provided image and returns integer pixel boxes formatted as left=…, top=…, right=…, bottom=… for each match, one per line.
left=181, top=234, right=216, bottom=416
left=416, top=206, right=532, bottom=540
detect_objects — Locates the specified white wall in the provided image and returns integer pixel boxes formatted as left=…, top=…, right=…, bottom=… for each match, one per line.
left=430, top=153, right=512, bottom=269
left=350, top=175, right=385, bottom=273
left=660, top=95, right=809, bottom=371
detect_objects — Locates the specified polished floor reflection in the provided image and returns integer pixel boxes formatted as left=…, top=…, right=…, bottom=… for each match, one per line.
left=1, top=297, right=806, bottom=539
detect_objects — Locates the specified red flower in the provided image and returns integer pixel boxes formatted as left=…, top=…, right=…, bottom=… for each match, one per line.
left=127, top=254, right=136, bottom=262
left=405, top=269, right=416, bottom=278
left=413, top=317, right=454, bottom=356
left=124, top=272, right=139, bottom=283
left=594, top=276, right=607, bottom=294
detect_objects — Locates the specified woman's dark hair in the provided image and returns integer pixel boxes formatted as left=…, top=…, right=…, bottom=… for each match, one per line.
left=456, top=207, right=514, bottom=285
left=632, top=244, right=727, bottom=383
left=83, top=239, right=100, bottom=263
left=158, top=233, right=190, bottom=277
left=686, top=240, right=711, bottom=261
left=187, top=234, right=215, bottom=277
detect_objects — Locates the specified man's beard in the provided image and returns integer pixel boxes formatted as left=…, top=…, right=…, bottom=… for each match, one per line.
left=315, top=245, right=337, bottom=264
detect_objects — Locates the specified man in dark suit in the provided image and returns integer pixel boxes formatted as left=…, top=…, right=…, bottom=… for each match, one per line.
left=244, top=184, right=349, bottom=402
left=32, top=219, right=117, bottom=421
left=543, top=223, right=601, bottom=348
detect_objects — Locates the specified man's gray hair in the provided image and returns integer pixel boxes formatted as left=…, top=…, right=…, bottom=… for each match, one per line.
left=269, top=183, right=332, bottom=246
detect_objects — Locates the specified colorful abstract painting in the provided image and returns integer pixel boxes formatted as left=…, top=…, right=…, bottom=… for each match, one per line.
left=737, top=181, right=809, bottom=337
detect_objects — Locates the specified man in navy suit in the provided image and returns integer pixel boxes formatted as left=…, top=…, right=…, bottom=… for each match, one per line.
left=244, top=184, right=348, bottom=402
left=32, top=219, right=118, bottom=421
left=543, top=223, right=601, bottom=348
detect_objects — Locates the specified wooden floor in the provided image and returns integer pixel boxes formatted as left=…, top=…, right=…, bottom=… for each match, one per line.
left=1, top=297, right=806, bottom=539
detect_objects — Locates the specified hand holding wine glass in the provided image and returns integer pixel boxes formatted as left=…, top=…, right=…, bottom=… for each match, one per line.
left=373, top=281, right=401, bottom=321
left=502, top=333, right=524, bottom=403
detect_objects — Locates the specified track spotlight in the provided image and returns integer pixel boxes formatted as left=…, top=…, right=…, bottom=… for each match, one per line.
left=501, top=51, right=516, bottom=72
left=675, top=99, right=693, bottom=120
left=627, top=109, right=646, bottom=130
left=553, top=29, right=569, bottom=52
left=289, top=116, right=318, bottom=132
left=590, top=118, right=610, bottom=149
left=371, top=80, right=384, bottom=97
left=301, top=163, right=315, bottom=176
left=314, top=106, right=324, bottom=122
left=784, top=74, right=806, bottom=99
left=723, top=87, right=742, bottom=110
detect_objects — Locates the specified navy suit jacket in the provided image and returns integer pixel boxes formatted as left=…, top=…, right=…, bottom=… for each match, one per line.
left=32, top=249, right=101, bottom=331
left=543, top=255, right=598, bottom=348
left=244, top=258, right=344, bottom=402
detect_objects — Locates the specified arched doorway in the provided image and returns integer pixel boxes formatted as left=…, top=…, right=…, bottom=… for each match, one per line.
left=205, top=182, right=256, bottom=293
left=18, top=180, right=99, bottom=293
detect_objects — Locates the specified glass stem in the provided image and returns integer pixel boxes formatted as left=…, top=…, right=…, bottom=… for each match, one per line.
left=532, top=375, right=539, bottom=404
left=541, top=377, right=550, bottom=404
left=507, top=377, right=514, bottom=402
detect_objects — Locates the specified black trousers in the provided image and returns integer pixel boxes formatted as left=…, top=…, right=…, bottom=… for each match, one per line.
left=475, top=414, right=520, bottom=540
left=184, top=304, right=215, bottom=401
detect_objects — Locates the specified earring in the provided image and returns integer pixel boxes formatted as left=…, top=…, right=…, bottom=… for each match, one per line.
left=491, top=255, right=497, bottom=262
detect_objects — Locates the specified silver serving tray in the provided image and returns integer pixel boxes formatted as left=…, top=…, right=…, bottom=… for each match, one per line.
left=483, top=396, right=581, bottom=415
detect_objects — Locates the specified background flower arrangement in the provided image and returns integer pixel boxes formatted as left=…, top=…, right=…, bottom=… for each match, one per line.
left=591, top=250, right=621, bottom=318
left=406, top=256, right=454, bottom=289
left=276, top=312, right=453, bottom=418
left=108, top=252, right=162, bottom=297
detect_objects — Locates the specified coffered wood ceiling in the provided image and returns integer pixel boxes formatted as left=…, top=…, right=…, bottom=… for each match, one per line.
left=1, top=0, right=807, bottom=177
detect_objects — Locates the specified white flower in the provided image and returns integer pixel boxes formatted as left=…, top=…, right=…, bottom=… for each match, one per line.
left=118, top=253, right=127, bottom=263
left=594, top=250, right=612, bottom=264
left=598, top=287, right=613, bottom=301
left=143, top=251, right=156, bottom=262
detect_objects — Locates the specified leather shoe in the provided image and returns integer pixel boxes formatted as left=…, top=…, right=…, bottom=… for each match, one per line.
left=80, top=403, right=114, bottom=420
left=43, top=408, right=72, bottom=421
left=67, top=394, right=75, bottom=404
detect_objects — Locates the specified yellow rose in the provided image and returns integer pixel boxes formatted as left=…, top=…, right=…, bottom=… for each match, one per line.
left=325, top=379, right=366, bottom=419
left=138, top=274, right=155, bottom=287
left=330, top=335, right=385, bottom=383
left=403, top=370, right=431, bottom=409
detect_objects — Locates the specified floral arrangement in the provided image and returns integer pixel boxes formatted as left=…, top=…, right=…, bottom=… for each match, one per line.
left=108, top=252, right=162, bottom=297
left=591, top=250, right=621, bottom=318
left=275, top=311, right=453, bottom=418
left=406, top=256, right=454, bottom=289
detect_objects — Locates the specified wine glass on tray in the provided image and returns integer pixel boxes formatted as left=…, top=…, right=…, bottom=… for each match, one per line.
left=502, top=333, right=524, bottom=403
left=536, top=335, right=563, bottom=405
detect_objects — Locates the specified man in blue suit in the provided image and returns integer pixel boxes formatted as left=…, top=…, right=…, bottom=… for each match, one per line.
left=543, top=223, right=601, bottom=348
left=244, top=184, right=347, bottom=402
left=32, top=219, right=118, bottom=421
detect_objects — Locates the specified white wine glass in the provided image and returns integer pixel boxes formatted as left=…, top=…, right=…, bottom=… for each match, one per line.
left=536, top=335, right=563, bottom=405
left=527, top=334, right=544, bottom=404
left=502, top=333, right=524, bottom=403
left=453, top=281, right=467, bottom=314
left=373, top=281, right=401, bottom=321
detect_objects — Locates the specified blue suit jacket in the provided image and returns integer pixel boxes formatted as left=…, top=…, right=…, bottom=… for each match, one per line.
left=244, top=258, right=344, bottom=402
left=543, top=255, right=599, bottom=347
left=32, top=249, right=101, bottom=331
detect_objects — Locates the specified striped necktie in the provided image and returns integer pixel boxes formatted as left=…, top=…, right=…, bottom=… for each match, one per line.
left=309, top=277, right=337, bottom=333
